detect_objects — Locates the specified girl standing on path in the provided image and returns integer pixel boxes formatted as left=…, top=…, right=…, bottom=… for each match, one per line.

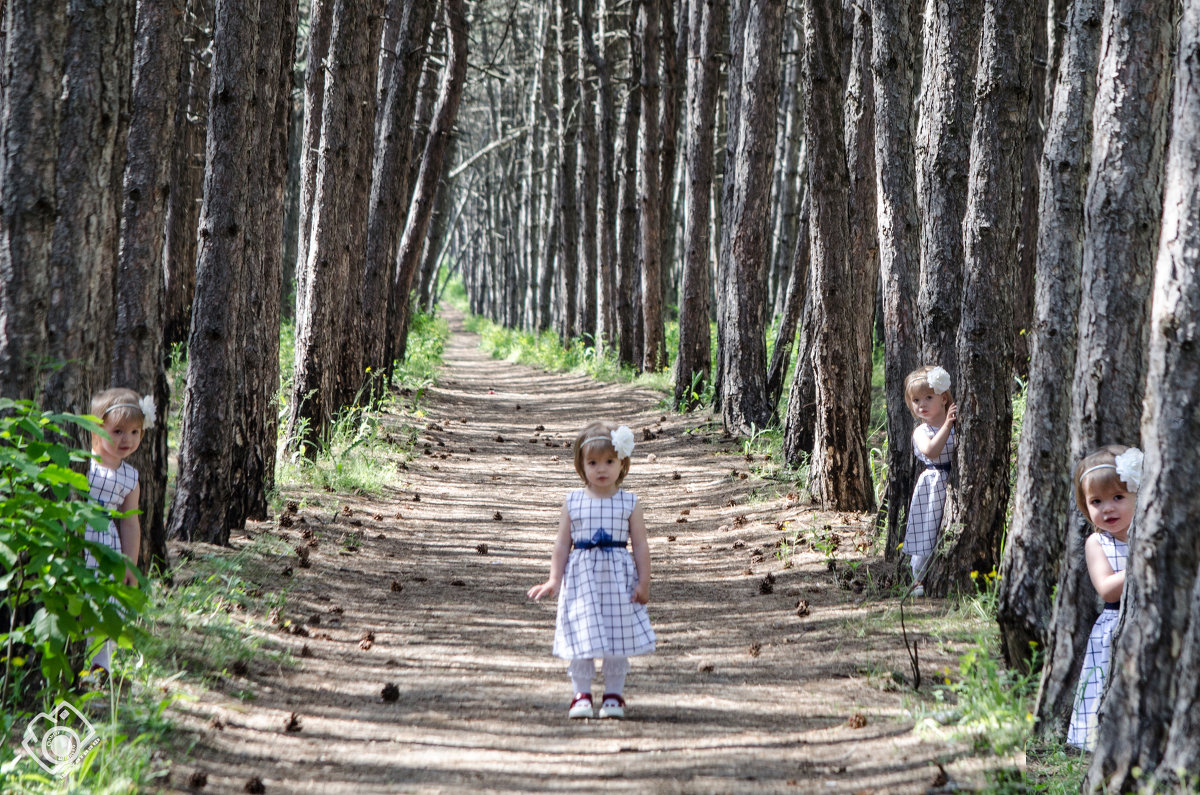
left=1067, top=444, right=1140, bottom=750
left=85, top=387, right=153, bottom=676
left=902, top=366, right=958, bottom=596
left=528, top=421, right=656, bottom=719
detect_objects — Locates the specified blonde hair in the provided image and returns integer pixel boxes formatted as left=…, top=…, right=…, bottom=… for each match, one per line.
left=1073, top=444, right=1133, bottom=520
left=903, top=365, right=954, bottom=419
left=91, top=387, right=144, bottom=428
left=572, top=421, right=631, bottom=486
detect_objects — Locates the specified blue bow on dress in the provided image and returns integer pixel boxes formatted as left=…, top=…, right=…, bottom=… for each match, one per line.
left=573, top=528, right=626, bottom=550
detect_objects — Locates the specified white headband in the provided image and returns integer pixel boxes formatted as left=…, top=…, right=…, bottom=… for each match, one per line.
left=1081, top=463, right=1116, bottom=479
left=582, top=425, right=636, bottom=459
left=102, top=395, right=157, bottom=429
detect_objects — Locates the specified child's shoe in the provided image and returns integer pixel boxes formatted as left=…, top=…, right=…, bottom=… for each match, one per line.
left=598, top=694, right=625, bottom=719
left=568, top=693, right=594, bottom=719
left=912, top=582, right=925, bottom=597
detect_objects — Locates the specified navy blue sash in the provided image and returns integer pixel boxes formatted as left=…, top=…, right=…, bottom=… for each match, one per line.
left=926, top=462, right=951, bottom=472
left=573, top=528, right=627, bottom=550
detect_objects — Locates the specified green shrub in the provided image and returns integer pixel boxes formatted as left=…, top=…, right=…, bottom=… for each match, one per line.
left=0, top=399, right=147, bottom=711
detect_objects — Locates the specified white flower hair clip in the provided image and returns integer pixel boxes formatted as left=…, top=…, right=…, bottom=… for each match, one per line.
left=1114, top=447, right=1143, bottom=492
left=927, top=366, right=951, bottom=395
left=610, top=426, right=635, bottom=459
left=102, top=394, right=157, bottom=429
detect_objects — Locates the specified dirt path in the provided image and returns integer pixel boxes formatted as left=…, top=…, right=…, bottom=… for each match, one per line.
left=164, top=312, right=989, bottom=794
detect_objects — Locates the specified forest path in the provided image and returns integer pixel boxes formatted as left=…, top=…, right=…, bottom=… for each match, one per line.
left=166, top=310, right=983, bottom=794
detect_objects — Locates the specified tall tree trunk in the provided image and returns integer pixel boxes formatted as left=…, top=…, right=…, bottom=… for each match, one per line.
left=657, top=0, right=682, bottom=314
left=576, top=0, right=599, bottom=342
left=871, top=0, right=922, bottom=562
left=615, top=3, right=641, bottom=366
left=674, top=0, right=723, bottom=410
left=167, top=0, right=260, bottom=544
left=288, top=0, right=382, bottom=450
left=42, top=0, right=133, bottom=418
left=718, top=0, right=781, bottom=436
left=637, top=0, right=666, bottom=372
left=365, top=0, right=435, bottom=377
left=162, top=0, right=213, bottom=347
left=1036, top=0, right=1173, bottom=736
left=999, top=0, right=1101, bottom=672
left=228, top=0, right=296, bottom=525
left=769, top=18, right=804, bottom=320
left=804, top=0, right=872, bottom=509
left=764, top=191, right=809, bottom=413
left=1090, top=5, right=1200, bottom=781
left=914, top=0, right=980, bottom=371
left=926, top=0, right=1031, bottom=595
left=113, top=0, right=185, bottom=571
left=782, top=267, right=817, bottom=464
left=394, top=0, right=470, bottom=362
left=0, top=2, right=66, bottom=401
left=555, top=0, right=579, bottom=342
left=292, top=0, right=331, bottom=325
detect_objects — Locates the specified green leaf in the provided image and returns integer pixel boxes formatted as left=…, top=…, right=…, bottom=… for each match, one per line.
left=37, top=463, right=88, bottom=490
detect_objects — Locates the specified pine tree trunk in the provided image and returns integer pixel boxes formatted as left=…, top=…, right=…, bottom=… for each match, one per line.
left=657, top=1, right=682, bottom=314
left=168, top=0, right=260, bottom=544
left=769, top=18, right=804, bottom=320
left=999, top=0, right=1100, bottom=672
left=364, top=0, right=436, bottom=376
left=1090, top=6, right=1200, bottom=781
left=576, top=0, right=599, bottom=342
left=42, top=0, right=133, bottom=417
left=288, top=0, right=382, bottom=450
left=871, top=0, right=922, bottom=562
left=556, top=0, right=579, bottom=342
left=927, top=0, right=1031, bottom=596
left=293, top=0, right=331, bottom=323
left=637, top=0, right=666, bottom=372
left=914, top=0, right=980, bottom=371
left=394, top=0, right=469, bottom=362
left=765, top=191, right=809, bottom=413
left=113, top=0, right=184, bottom=570
left=804, top=0, right=872, bottom=508
left=718, top=0, right=781, bottom=436
left=674, top=0, right=722, bottom=410
left=162, top=0, right=212, bottom=347
left=615, top=3, right=641, bottom=366
left=0, top=2, right=66, bottom=401
left=1036, top=0, right=1173, bottom=736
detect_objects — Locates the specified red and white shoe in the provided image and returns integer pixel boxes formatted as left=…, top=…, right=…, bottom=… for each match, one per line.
left=568, top=693, right=594, bottom=719
left=598, top=693, right=625, bottom=719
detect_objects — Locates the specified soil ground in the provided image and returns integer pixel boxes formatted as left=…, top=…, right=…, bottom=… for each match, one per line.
left=159, top=312, right=1014, bottom=793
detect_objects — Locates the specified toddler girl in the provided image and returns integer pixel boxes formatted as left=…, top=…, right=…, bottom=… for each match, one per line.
left=528, top=421, right=655, bottom=719
left=86, top=387, right=154, bottom=674
left=1067, top=444, right=1140, bottom=750
left=902, top=365, right=957, bottom=596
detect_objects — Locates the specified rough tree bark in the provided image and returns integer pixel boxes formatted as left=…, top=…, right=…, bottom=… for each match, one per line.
left=1036, top=0, right=1173, bottom=736
left=925, top=0, right=1031, bottom=596
left=576, top=0, right=599, bottom=342
left=870, top=0, right=922, bottom=560
left=393, top=0, right=469, bottom=362
left=364, top=0, right=436, bottom=377
left=167, top=0, right=260, bottom=544
left=0, top=2, right=66, bottom=401
left=999, top=0, right=1101, bottom=671
left=113, top=0, right=184, bottom=570
left=914, top=0, right=980, bottom=372
left=288, top=0, right=382, bottom=450
left=1089, top=5, right=1200, bottom=782
left=555, top=0, right=579, bottom=342
left=614, top=3, right=642, bottom=367
left=42, top=0, right=133, bottom=419
left=804, top=0, right=873, bottom=509
left=637, top=0, right=666, bottom=373
left=674, top=0, right=722, bottom=410
left=717, top=0, right=781, bottom=436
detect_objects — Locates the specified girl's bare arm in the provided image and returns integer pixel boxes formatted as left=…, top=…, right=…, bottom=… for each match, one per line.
left=528, top=503, right=573, bottom=601
left=628, top=503, right=651, bottom=604
left=118, top=484, right=141, bottom=586
left=1084, top=533, right=1125, bottom=602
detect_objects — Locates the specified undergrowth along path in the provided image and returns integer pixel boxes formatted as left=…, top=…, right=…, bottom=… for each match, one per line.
left=164, top=310, right=998, bottom=793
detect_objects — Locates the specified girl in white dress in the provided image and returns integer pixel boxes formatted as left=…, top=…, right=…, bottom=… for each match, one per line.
left=528, top=421, right=655, bottom=719
left=1067, top=444, right=1140, bottom=750
left=85, top=387, right=154, bottom=675
left=901, top=366, right=958, bottom=595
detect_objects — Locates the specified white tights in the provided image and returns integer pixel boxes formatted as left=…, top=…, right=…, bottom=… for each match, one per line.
left=568, top=656, right=629, bottom=696
left=910, top=554, right=930, bottom=582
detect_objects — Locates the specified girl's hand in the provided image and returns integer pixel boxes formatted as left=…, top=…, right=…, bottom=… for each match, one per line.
left=946, top=403, right=958, bottom=425
left=123, top=567, right=139, bottom=587
left=527, top=579, right=560, bottom=601
left=630, top=579, right=650, bottom=605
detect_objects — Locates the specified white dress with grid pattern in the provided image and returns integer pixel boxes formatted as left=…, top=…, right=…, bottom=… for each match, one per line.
left=902, top=424, right=955, bottom=558
left=1067, top=532, right=1127, bottom=750
left=85, top=459, right=137, bottom=569
left=552, top=489, right=656, bottom=660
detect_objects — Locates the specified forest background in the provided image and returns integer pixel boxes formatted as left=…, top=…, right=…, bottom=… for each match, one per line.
left=0, top=0, right=1198, bottom=791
